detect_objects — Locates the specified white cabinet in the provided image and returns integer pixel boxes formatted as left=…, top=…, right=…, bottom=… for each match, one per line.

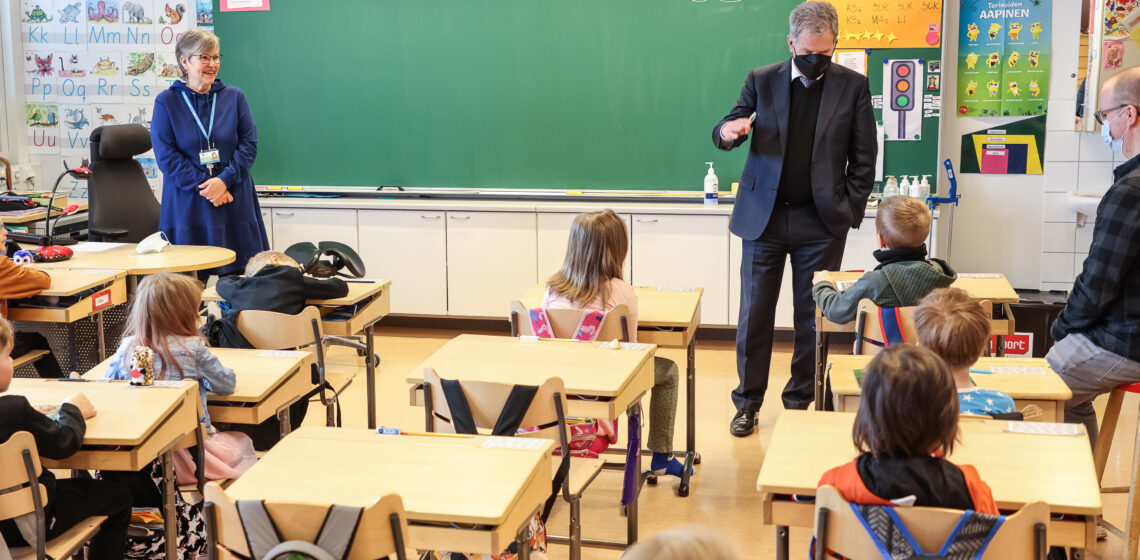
left=270, top=208, right=358, bottom=252
left=358, top=210, right=448, bottom=315
left=631, top=214, right=730, bottom=324
left=536, top=212, right=632, bottom=284
left=259, top=208, right=273, bottom=248
left=446, top=211, right=538, bottom=317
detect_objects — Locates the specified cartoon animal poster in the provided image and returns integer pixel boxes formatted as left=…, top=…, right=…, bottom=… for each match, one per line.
left=18, top=0, right=196, bottom=197
left=957, top=0, right=1052, bottom=117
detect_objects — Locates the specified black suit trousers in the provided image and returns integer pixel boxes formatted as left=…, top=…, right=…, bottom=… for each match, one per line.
left=734, top=204, right=847, bottom=411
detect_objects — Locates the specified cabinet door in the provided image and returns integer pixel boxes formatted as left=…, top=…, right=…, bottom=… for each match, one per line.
left=259, top=208, right=273, bottom=249
left=631, top=214, right=730, bottom=325
left=446, top=211, right=538, bottom=317
left=358, top=210, right=447, bottom=315
left=270, top=208, right=358, bottom=253
left=537, top=212, right=631, bottom=284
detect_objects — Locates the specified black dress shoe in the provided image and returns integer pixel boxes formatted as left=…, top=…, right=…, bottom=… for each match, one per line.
left=730, top=408, right=757, bottom=437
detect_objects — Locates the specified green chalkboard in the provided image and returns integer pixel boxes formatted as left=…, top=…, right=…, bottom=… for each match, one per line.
left=213, top=1, right=942, bottom=192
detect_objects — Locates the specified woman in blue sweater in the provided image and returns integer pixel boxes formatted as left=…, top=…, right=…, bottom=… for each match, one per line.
left=151, top=28, right=267, bottom=275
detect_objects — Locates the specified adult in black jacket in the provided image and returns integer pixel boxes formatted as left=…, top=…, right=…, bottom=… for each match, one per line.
left=0, top=318, right=131, bottom=559
left=713, top=1, right=876, bottom=435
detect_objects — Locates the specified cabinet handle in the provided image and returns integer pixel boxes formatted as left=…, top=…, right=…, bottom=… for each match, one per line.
left=420, top=215, right=441, bottom=221
left=449, top=215, right=471, bottom=221
left=636, top=218, right=658, bottom=223
left=274, top=212, right=295, bottom=217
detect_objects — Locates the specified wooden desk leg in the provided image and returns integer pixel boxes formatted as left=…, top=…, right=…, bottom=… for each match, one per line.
left=776, top=525, right=789, bottom=560
left=366, top=323, right=377, bottom=430
left=162, top=450, right=178, bottom=560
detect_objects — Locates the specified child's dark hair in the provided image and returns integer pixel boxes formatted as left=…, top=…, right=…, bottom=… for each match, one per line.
left=853, top=344, right=959, bottom=457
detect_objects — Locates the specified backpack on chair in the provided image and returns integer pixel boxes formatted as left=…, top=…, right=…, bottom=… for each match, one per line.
left=233, top=501, right=362, bottom=560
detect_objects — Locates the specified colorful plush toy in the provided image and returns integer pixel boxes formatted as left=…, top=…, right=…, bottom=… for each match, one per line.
left=11, top=250, right=35, bottom=267
left=129, top=346, right=156, bottom=386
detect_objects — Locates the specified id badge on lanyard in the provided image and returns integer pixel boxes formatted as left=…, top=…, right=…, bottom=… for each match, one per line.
left=182, top=91, right=219, bottom=174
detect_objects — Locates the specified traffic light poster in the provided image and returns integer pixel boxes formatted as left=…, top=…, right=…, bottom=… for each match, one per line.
left=882, top=59, right=924, bottom=141
left=956, top=0, right=1052, bottom=117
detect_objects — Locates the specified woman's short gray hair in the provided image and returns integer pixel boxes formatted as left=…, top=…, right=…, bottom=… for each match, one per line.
left=175, top=28, right=220, bottom=79
left=789, top=1, right=839, bottom=42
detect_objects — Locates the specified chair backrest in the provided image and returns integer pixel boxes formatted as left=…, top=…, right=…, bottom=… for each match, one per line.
left=813, top=485, right=1049, bottom=560
left=422, top=368, right=568, bottom=445
left=87, top=124, right=160, bottom=243
left=204, top=482, right=409, bottom=560
left=509, top=300, right=631, bottom=342
left=236, top=306, right=324, bottom=350
left=0, top=432, right=47, bottom=522
left=853, top=299, right=919, bottom=355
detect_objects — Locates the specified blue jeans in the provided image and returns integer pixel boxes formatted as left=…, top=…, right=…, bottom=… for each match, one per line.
left=1046, top=333, right=1140, bottom=447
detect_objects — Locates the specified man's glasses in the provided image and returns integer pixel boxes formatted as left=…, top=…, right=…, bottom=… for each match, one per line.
left=1095, top=104, right=1129, bottom=125
left=191, top=54, right=223, bottom=64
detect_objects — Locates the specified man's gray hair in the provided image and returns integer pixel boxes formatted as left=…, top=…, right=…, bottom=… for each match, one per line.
left=1106, top=66, right=1140, bottom=108
left=175, top=28, right=221, bottom=79
left=789, top=1, right=839, bottom=42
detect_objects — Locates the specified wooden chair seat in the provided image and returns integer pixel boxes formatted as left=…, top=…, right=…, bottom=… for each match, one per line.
left=9, top=515, right=106, bottom=560
left=12, top=350, right=49, bottom=370
left=555, top=456, right=606, bottom=497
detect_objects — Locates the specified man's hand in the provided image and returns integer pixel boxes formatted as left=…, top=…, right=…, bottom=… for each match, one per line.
left=198, top=178, right=229, bottom=206
left=720, top=117, right=753, bottom=142
left=63, top=393, right=97, bottom=419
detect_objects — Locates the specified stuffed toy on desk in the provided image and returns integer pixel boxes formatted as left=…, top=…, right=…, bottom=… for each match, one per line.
left=11, top=250, right=35, bottom=266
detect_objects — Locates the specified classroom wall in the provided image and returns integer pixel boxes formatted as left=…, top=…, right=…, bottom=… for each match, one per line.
left=940, top=0, right=1089, bottom=291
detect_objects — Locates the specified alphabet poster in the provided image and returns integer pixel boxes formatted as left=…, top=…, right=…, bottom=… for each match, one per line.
left=19, top=0, right=200, bottom=197
left=956, top=0, right=1052, bottom=117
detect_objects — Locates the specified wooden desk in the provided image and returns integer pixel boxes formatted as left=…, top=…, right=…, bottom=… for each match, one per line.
left=223, top=427, right=553, bottom=555
left=812, top=271, right=1020, bottom=409
left=85, top=348, right=311, bottom=429
left=202, top=279, right=392, bottom=429
left=520, top=284, right=702, bottom=496
left=0, top=202, right=87, bottom=224
left=406, top=333, right=655, bottom=548
left=36, top=242, right=235, bottom=277
left=7, top=269, right=128, bottom=359
left=8, top=378, right=201, bottom=560
left=829, top=355, right=1072, bottom=422
left=756, top=410, right=1101, bottom=559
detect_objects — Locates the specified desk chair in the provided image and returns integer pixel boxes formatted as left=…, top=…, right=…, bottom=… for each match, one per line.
left=0, top=432, right=106, bottom=560
left=852, top=299, right=919, bottom=355
left=812, top=485, right=1049, bottom=560
left=203, top=482, right=409, bottom=560
left=11, top=350, right=49, bottom=374
left=1091, top=382, right=1140, bottom=556
left=236, top=307, right=348, bottom=428
left=422, top=369, right=604, bottom=560
left=509, top=300, right=631, bottom=342
left=87, top=124, right=160, bottom=242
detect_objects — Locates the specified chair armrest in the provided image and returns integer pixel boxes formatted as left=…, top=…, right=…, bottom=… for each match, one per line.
left=88, top=227, right=129, bottom=241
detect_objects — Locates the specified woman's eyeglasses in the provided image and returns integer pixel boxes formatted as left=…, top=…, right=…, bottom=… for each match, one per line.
left=191, top=54, right=223, bottom=64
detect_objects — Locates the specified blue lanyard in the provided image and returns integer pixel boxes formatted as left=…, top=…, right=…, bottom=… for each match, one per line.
left=180, top=91, right=216, bottom=145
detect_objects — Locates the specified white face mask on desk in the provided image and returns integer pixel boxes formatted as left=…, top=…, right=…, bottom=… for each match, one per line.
left=136, top=231, right=170, bottom=254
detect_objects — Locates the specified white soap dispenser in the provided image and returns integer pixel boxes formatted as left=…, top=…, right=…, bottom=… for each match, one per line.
left=899, top=175, right=911, bottom=198
left=914, top=174, right=931, bottom=200
left=883, top=175, right=900, bottom=198
left=704, top=162, right=719, bottom=206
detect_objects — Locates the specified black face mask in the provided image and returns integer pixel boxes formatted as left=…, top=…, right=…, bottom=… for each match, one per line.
left=794, top=53, right=831, bottom=80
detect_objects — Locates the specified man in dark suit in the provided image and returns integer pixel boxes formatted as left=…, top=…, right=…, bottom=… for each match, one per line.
left=712, top=1, right=876, bottom=436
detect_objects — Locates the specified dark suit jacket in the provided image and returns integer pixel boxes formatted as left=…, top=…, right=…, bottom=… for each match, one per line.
left=216, top=265, right=349, bottom=315
left=713, top=59, right=877, bottom=240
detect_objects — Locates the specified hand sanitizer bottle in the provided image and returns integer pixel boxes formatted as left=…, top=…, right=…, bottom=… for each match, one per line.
left=914, top=174, right=931, bottom=200
left=899, top=175, right=911, bottom=198
left=883, top=175, right=900, bottom=198
left=704, top=162, right=719, bottom=206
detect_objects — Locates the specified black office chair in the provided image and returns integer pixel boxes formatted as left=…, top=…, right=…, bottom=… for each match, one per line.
left=88, top=124, right=160, bottom=242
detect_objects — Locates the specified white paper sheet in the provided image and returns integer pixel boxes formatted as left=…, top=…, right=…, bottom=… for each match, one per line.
left=990, top=366, right=1046, bottom=375
left=1005, top=421, right=1081, bottom=436
left=69, top=242, right=126, bottom=253
left=257, top=350, right=307, bottom=358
